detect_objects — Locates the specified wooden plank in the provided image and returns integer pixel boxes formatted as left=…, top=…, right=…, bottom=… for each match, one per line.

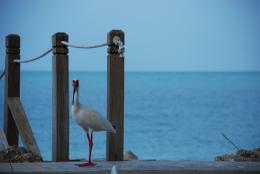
left=52, top=32, right=69, bottom=161
left=107, top=30, right=124, bottom=161
left=3, top=34, right=20, bottom=146
left=0, top=163, right=12, bottom=173
left=0, top=128, right=8, bottom=151
left=7, top=97, right=42, bottom=159
left=1, top=161, right=260, bottom=174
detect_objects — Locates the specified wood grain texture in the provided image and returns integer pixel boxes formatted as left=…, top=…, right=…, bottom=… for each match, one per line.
left=7, top=97, right=42, bottom=158
left=0, top=128, right=8, bottom=150
left=0, top=161, right=260, bottom=174
left=106, top=30, right=124, bottom=161
left=52, top=32, right=69, bottom=161
left=3, top=34, right=20, bottom=146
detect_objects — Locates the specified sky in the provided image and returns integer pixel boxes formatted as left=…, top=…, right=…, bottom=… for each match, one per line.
left=0, top=0, right=260, bottom=72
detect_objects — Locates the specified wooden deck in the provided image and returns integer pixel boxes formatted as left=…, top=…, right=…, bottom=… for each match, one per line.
left=0, top=160, right=260, bottom=174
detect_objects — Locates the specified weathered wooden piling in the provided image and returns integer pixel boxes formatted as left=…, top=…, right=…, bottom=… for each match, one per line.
left=52, top=32, right=69, bottom=161
left=3, top=34, right=20, bottom=146
left=107, top=30, right=125, bottom=161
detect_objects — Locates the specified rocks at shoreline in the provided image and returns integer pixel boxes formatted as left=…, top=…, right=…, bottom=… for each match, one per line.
left=0, top=146, right=42, bottom=162
left=124, top=150, right=138, bottom=161
left=215, top=148, right=260, bottom=162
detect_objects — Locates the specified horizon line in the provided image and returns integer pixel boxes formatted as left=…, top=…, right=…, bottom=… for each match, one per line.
left=15, top=70, right=260, bottom=73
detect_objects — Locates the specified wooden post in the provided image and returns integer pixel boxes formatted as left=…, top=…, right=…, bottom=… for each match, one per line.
left=3, top=34, right=20, bottom=146
left=106, top=30, right=124, bottom=161
left=52, top=32, right=69, bottom=161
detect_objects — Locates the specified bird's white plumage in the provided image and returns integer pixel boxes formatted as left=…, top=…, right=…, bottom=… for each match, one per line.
left=72, top=86, right=116, bottom=133
left=72, top=104, right=115, bottom=132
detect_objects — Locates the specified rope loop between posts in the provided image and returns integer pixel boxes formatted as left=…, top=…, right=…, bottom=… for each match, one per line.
left=12, top=36, right=124, bottom=64
left=13, top=48, right=53, bottom=63
left=61, top=36, right=125, bottom=57
left=0, top=36, right=125, bottom=80
left=61, top=41, right=107, bottom=49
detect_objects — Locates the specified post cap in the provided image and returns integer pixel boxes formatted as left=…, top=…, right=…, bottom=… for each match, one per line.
left=5, top=34, right=20, bottom=48
left=107, top=30, right=124, bottom=46
left=52, top=32, right=68, bottom=47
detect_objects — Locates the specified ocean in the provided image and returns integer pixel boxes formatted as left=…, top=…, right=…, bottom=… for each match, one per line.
left=0, top=72, right=260, bottom=161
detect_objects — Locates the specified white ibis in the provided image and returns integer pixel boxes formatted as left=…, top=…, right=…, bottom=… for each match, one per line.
left=72, top=79, right=116, bottom=167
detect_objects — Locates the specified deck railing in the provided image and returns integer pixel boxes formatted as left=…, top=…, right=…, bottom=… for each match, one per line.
left=2, top=30, right=125, bottom=162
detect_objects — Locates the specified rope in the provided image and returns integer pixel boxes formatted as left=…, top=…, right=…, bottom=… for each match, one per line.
left=61, top=41, right=107, bottom=49
left=13, top=48, right=53, bottom=63
left=12, top=36, right=123, bottom=64
left=61, top=36, right=124, bottom=57
left=0, top=70, right=5, bottom=80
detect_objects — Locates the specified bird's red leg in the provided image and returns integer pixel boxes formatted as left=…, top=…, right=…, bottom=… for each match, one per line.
left=76, top=131, right=96, bottom=167
left=89, top=131, right=94, bottom=163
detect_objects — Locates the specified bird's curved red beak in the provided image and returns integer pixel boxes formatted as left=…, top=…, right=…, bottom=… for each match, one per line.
left=72, top=79, right=79, bottom=105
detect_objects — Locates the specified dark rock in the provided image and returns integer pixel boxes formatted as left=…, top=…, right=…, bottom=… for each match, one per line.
left=215, top=148, right=260, bottom=162
left=0, top=146, right=42, bottom=163
left=254, top=148, right=260, bottom=152
left=124, top=150, right=138, bottom=161
left=215, top=154, right=235, bottom=161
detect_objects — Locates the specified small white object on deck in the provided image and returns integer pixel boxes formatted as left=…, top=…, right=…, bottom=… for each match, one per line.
left=111, top=165, right=117, bottom=174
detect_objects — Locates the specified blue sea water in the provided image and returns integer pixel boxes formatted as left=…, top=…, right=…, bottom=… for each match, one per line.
left=0, top=72, right=260, bottom=161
